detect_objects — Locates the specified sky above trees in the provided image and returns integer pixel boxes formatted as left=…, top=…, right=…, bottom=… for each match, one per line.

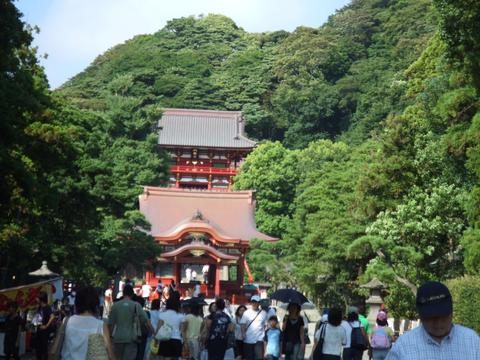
left=16, top=0, right=350, bottom=89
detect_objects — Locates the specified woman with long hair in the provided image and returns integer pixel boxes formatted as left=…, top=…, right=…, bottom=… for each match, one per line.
left=233, top=305, right=247, bottom=360
left=281, top=303, right=305, bottom=360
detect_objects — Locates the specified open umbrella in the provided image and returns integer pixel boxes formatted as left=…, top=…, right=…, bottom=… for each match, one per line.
left=181, top=297, right=208, bottom=306
left=279, top=302, right=316, bottom=310
left=270, top=288, right=308, bottom=305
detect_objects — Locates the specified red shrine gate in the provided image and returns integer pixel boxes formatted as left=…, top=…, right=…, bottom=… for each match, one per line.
left=139, top=109, right=276, bottom=300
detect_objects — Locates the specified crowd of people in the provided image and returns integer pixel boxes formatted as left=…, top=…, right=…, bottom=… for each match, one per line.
left=2, top=280, right=479, bottom=360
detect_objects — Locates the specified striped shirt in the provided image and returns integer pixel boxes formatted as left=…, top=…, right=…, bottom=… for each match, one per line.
left=386, top=324, right=480, bottom=360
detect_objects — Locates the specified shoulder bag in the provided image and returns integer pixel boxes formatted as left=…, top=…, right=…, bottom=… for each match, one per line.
left=48, top=316, right=70, bottom=360
left=86, top=323, right=109, bottom=360
left=312, top=323, right=326, bottom=360
left=132, top=303, right=142, bottom=343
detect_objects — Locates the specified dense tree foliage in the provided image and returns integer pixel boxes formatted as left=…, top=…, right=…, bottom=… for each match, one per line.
left=235, top=0, right=480, bottom=315
left=3, top=0, right=480, bottom=321
left=0, top=0, right=167, bottom=287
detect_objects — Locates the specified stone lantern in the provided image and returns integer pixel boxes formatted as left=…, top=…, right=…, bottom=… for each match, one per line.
left=361, top=277, right=385, bottom=325
left=29, top=261, right=59, bottom=278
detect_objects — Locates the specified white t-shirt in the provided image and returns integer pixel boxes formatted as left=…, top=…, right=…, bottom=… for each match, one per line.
left=150, top=310, right=161, bottom=333
left=104, top=288, right=112, bottom=300
left=141, top=285, right=151, bottom=298
left=234, top=317, right=243, bottom=340
left=240, top=308, right=268, bottom=344
left=315, top=324, right=346, bottom=356
left=158, top=310, right=186, bottom=340
left=61, top=315, right=104, bottom=360
left=68, top=294, right=75, bottom=306
left=341, top=320, right=363, bottom=348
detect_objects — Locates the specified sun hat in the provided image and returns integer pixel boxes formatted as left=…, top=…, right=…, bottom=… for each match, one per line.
left=250, top=295, right=261, bottom=302
left=377, top=311, right=387, bottom=321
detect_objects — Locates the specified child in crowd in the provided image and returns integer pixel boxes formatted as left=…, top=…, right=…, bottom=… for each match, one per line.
left=264, top=315, right=282, bottom=360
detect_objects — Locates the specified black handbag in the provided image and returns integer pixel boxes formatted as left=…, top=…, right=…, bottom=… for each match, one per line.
left=304, top=326, right=311, bottom=345
left=312, top=324, right=326, bottom=360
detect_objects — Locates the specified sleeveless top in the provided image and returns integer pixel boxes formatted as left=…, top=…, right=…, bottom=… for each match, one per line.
left=284, top=317, right=305, bottom=344
left=61, top=315, right=104, bottom=360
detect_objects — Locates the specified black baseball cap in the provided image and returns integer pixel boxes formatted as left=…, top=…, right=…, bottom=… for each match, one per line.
left=416, top=281, right=453, bottom=318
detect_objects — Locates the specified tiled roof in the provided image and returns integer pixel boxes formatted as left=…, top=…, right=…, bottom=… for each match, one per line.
left=139, top=187, right=277, bottom=242
left=157, top=108, right=256, bottom=149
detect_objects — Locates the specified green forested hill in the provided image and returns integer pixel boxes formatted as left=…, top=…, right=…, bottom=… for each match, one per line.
left=59, top=0, right=437, bottom=146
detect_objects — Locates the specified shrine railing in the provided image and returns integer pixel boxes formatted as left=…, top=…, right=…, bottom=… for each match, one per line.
left=170, top=165, right=237, bottom=176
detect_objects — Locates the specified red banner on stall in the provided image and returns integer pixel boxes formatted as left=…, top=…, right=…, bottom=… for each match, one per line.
left=0, top=279, right=57, bottom=314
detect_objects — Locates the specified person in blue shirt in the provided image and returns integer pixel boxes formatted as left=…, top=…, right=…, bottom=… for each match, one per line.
left=264, top=316, right=282, bottom=360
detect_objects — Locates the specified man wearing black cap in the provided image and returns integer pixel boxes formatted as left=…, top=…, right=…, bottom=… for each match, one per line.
left=386, top=281, right=480, bottom=359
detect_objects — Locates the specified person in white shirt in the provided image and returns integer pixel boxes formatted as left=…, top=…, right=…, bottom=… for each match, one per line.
left=103, top=287, right=113, bottom=319
left=311, top=308, right=346, bottom=360
left=156, top=297, right=187, bottom=359
left=202, top=265, right=209, bottom=283
left=145, top=298, right=162, bottom=360
left=240, top=295, right=268, bottom=360
left=186, top=268, right=192, bottom=283
left=142, top=283, right=151, bottom=300
left=193, top=284, right=201, bottom=297
left=68, top=292, right=76, bottom=306
left=341, top=307, right=367, bottom=360
left=59, top=286, right=115, bottom=360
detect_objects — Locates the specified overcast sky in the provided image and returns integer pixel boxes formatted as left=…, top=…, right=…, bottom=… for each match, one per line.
left=16, top=0, right=351, bottom=89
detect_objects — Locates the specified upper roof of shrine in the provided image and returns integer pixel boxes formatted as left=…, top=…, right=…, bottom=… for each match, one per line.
left=157, top=108, right=256, bottom=149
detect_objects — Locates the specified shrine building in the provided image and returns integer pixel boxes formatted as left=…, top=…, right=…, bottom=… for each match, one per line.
left=139, top=109, right=276, bottom=300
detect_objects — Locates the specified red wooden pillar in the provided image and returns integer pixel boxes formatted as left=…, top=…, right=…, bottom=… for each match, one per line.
left=215, top=263, right=221, bottom=297
left=208, top=174, right=212, bottom=190
left=237, top=254, right=245, bottom=289
left=175, top=173, right=180, bottom=188
left=146, top=271, right=154, bottom=285
left=173, top=261, right=180, bottom=286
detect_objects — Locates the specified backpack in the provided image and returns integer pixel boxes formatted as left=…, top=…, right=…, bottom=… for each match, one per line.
left=370, top=326, right=391, bottom=349
left=208, top=312, right=230, bottom=341
left=349, top=322, right=369, bottom=351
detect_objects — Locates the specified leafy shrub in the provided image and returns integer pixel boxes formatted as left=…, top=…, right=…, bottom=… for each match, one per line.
left=447, top=276, right=480, bottom=333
